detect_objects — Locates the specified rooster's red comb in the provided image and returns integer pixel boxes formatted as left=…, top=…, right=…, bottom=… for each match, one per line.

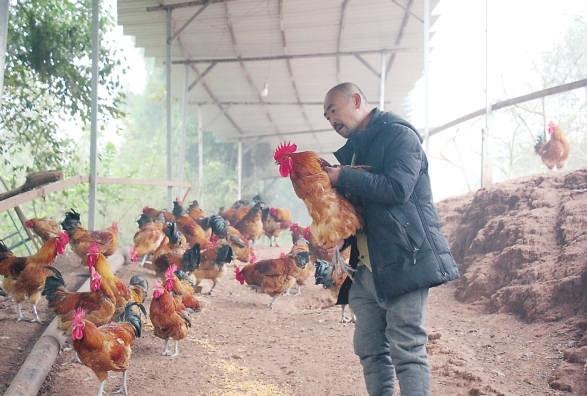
left=274, top=142, right=297, bottom=161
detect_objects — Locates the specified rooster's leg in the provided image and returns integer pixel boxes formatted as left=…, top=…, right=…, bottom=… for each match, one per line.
left=97, top=380, right=106, bottom=396
left=295, top=284, right=302, bottom=296
left=207, top=280, right=217, bottom=295
left=170, top=340, right=180, bottom=357
left=112, top=371, right=128, bottom=395
left=16, top=304, right=24, bottom=321
left=31, top=304, right=41, bottom=322
left=139, top=255, right=148, bottom=267
left=162, top=339, right=170, bottom=356
left=268, top=296, right=279, bottom=310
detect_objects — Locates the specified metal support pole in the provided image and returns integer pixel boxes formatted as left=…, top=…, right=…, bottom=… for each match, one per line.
left=0, top=0, right=9, bottom=102
left=178, top=65, right=188, bottom=198
left=197, top=106, right=204, bottom=202
left=88, top=0, right=99, bottom=231
left=166, top=9, right=173, bottom=208
left=379, top=53, right=387, bottom=110
left=481, top=0, right=489, bottom=188
left=237, top=141, right=242, bottom=200
left=423, top=0, right=430, bottom=152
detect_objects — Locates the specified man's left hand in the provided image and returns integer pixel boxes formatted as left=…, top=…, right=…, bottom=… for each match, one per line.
left=325, top=166, right=342, bottom=185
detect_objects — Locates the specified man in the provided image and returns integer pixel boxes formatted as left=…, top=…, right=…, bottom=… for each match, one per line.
left=323, top=82, right=459, bottom=396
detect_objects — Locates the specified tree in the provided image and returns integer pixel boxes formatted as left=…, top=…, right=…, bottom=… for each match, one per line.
left=0, top=0, right=126, bottom=183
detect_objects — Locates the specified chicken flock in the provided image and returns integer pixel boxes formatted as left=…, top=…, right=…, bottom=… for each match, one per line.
left=1, top=187, right=352, bottom=395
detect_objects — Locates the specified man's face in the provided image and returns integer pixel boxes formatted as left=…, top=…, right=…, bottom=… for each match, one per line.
left=323, top=91, right=361, bottom=139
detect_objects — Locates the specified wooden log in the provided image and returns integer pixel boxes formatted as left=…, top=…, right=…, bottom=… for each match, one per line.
left=0, top=171, right=63, bottom=201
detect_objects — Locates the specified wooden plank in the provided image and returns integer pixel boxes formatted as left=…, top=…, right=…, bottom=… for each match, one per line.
left=0, top=176, right=192, bottom=213
left=96, top=177, right=191, bottom=188
left=0, top=176, right=86, bottom=213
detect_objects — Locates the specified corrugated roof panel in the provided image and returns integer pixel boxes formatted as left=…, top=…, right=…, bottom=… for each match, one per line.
left=117, top=0, right=441, bottom=152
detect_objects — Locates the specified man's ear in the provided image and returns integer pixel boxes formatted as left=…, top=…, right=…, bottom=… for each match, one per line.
left=352, top=92, right=362, bottom=109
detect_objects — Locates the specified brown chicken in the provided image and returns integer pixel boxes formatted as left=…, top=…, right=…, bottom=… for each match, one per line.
left=72, top=303, right=145, bottom=395
left=86, top=244, right=131, bottom=314
left=43, top=266, right=116, bottom=332
left=220, top=225, right=255, bottom=263
left=274, top=142, right=362, bottom=248
left=186, top=200, right=207, bottom=220
left=262, top=207, right=292, bottom=247
left=141, top=206, right=175, bottom=223
left=61, top=210, right=119, bottom=258
left=232, top=201, right=265, bottom=243
left=291, top=223, right=353, bottom=322
left=24, top=217, right=61, bottom=241
left=234, top=241, right=310, bottom=309
left=314, top=258, right=354, bottom=322
left=130, top=221, right=166, bottom=264
left=164, top=265, right=201, bottom=312
left=286, top=238, right=313, bottom=295
left=0, top=232, right=69, bottom=322
left=192, top=241, right=234, bottom=295
left=535, top=121, right=570, bottom=170
left=128, top=275, right=149, bottom=305
left=149, top=279, right=191, bottom=357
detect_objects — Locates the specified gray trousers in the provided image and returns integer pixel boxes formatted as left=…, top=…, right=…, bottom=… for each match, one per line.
left=349, top=266, right=430, bottom=396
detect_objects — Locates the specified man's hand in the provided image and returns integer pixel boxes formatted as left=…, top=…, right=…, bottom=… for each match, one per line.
left=325, top=166, right=342, bottom=185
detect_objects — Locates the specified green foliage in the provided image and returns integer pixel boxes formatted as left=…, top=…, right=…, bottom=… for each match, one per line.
left=0, top=0, right=126, bottom=180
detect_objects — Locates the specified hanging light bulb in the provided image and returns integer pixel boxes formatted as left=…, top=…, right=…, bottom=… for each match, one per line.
left=261, top=81, right=269, bottom=98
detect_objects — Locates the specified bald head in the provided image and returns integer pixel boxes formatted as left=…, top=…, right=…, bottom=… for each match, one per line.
left=327, top=82, right=369, bottom=103
left=323, top=82, right=372, bottom=138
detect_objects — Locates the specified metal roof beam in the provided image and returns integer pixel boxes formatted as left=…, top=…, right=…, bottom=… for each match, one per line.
left=188, top=100, right=394, bottom=106
left=386, top=0, right=414, bottom=78
left=336, top=0, right=350, bottom=80
left=187, top=61, right=216, bottom=91
left=429, top=78, right=587, bottom=136
left=172, top=47, right=415, bottom=65
left=223, top=1, right=280, bottom=135
left=168, top=2, right=209, bottom=42
left=147, top=0, right=226, bottom=12
left=390, top=0, right=423, bottom=23
left=354, top=54, right=380, bottom=78
left=227, top=128, right=333, bottom=142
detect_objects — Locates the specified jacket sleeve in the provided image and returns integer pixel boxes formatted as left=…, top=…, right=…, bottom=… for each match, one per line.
left=335, top=125, right=422, bottom=204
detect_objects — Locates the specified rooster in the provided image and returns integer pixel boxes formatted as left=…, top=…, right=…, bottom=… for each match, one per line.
left=128, top=275, right=149, bottom=305
left=172, top=199, right=227, bottom=248
left=61, top=210, right=119, bottom=258
left=24, top=217, right=61, bottom=241
left=130, top=221, right=167, bottom=265
left=72, top=303, right=145, bottom=396
left=314, top=259, right=354, bottom=323
left=0, top=233, right=69, bottom=322
left=149, top=278, right=191, bottom=357
left=274, top=142, right=362, bottom=249
left=86, top=244, right=131, bottom=314
left=234, top=241, right=310, bottom=309
left=262, top=207, right=292, bottom=247
left=186, top=200, right=207, bottom=220
left=192, top=241, right=234, bottom=295
left=43, top=266, right=116, bottom=332
left=165, top=265, right=201, bottom=312
left=534, top=121, right=570, bottom=170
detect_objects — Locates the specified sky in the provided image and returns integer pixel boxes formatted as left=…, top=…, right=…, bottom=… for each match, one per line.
left=109, top=0, right=586, bottom=201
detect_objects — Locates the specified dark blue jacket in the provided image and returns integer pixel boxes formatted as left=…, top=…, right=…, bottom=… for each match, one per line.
left=334, top=109, right=459, bottom=304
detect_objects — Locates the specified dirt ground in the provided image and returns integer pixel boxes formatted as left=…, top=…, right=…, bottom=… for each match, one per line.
left=30, top=247, right=578, bottom=396
left=1, top=169, right=585, bottom=395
